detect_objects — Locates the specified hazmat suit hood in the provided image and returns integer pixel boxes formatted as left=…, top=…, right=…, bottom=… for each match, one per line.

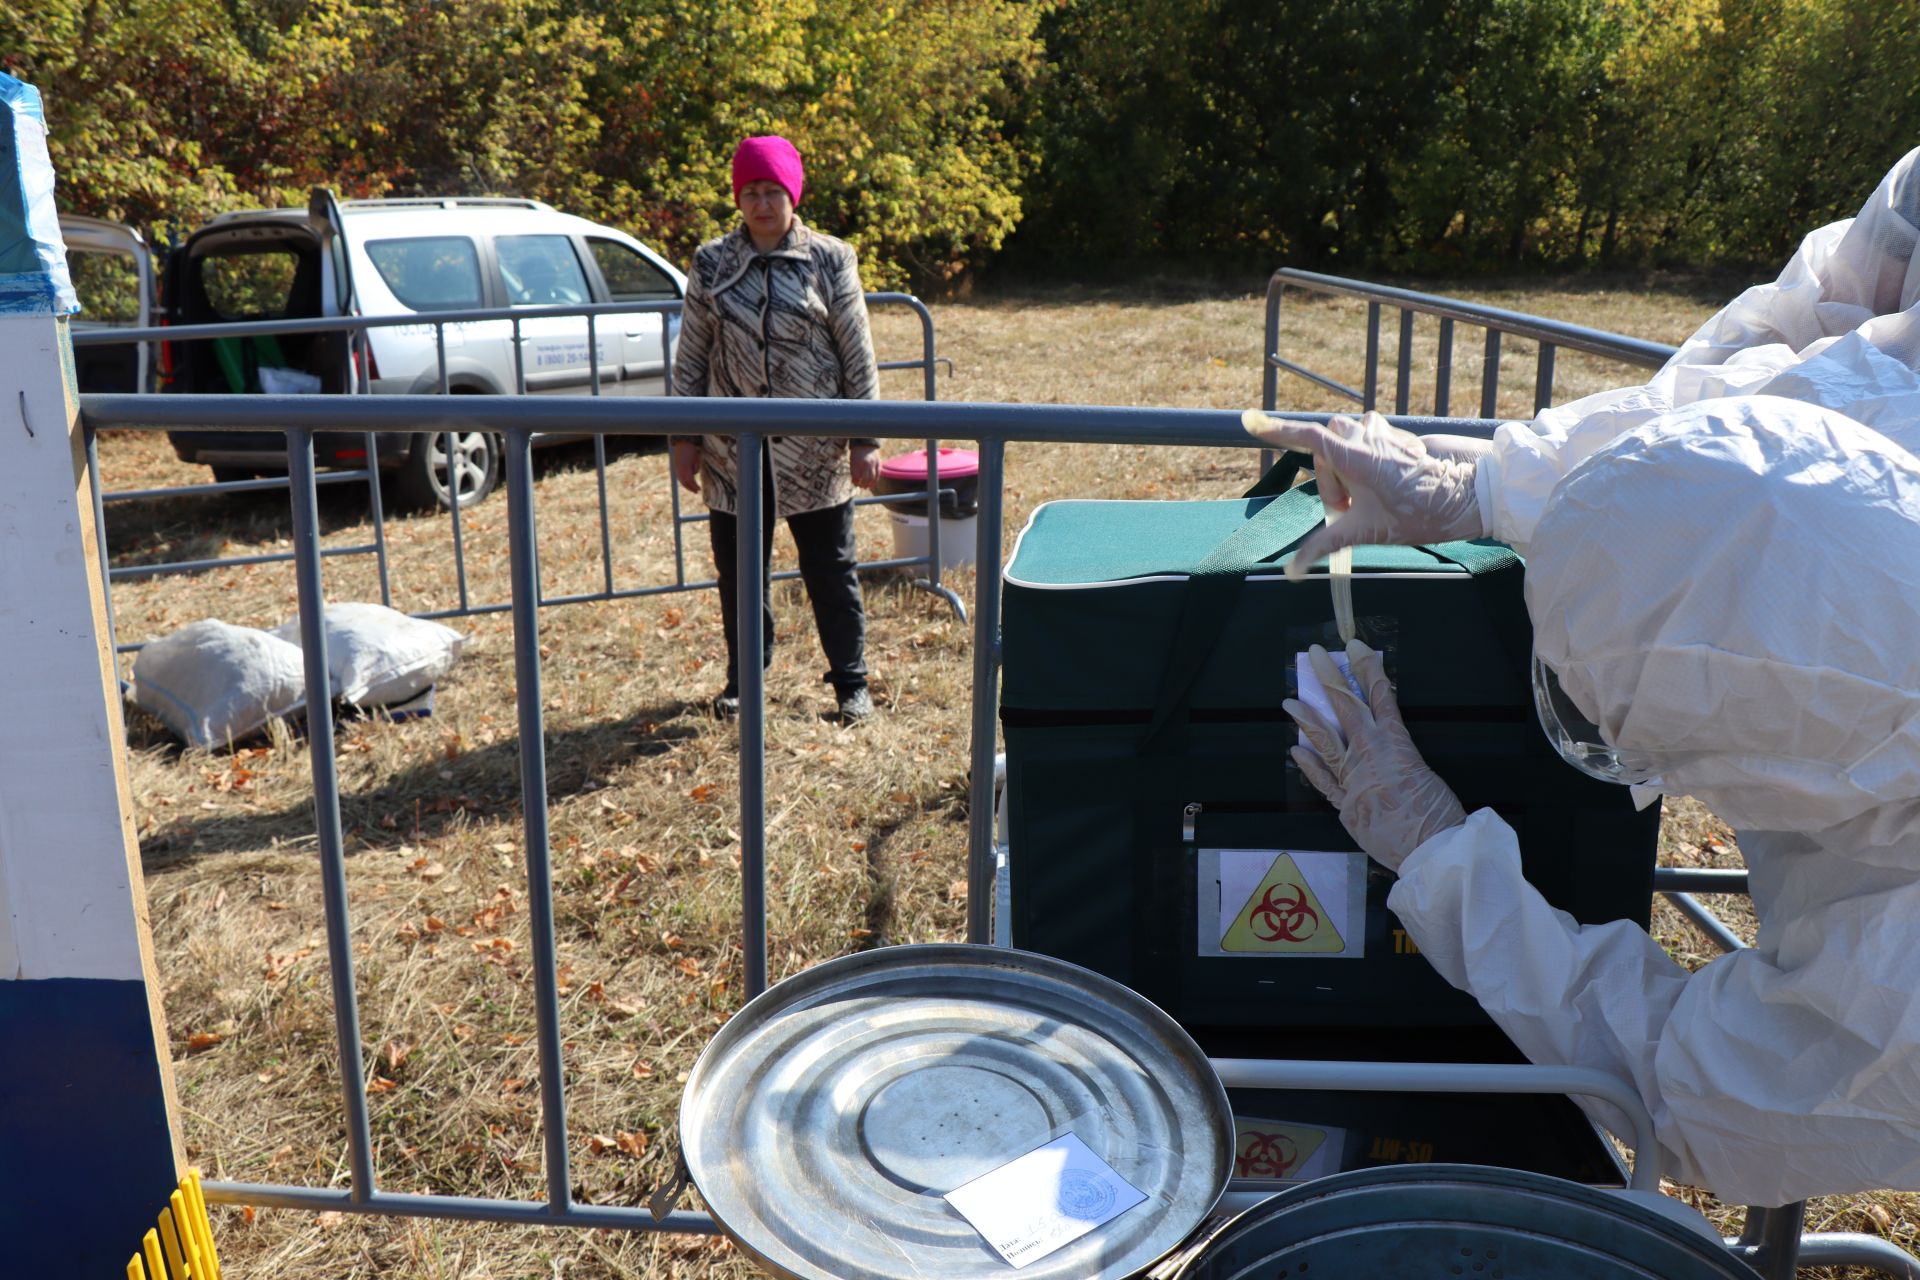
left=1525, top=397, right=1920, bottom=851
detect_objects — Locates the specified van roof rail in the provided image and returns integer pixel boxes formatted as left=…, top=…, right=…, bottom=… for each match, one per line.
left=339, top=197, right=556, bottom=212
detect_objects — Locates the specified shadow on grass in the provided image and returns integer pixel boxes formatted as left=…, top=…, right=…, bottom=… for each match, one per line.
left=139, top=699, right=704, bottom=873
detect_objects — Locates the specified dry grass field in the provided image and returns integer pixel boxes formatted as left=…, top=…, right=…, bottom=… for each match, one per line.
left=93, top=272, right=1911, bottom=1277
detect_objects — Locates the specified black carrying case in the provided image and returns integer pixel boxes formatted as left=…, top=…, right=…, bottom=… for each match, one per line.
left=999, top=472, right=1662, bottom=1038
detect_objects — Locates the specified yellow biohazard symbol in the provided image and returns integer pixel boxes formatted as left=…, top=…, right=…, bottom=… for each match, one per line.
left=1232, top=1117, right=1328, bottom=1180
left=1221, top=853, right=1344, bottom=953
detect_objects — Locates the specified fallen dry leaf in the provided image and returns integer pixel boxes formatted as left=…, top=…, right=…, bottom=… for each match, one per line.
left=186, top=1031, right=224, bottom=1053
left=367, top=1076, right=398, bottom=1093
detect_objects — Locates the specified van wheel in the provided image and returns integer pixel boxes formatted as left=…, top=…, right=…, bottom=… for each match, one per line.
left=395, top=430, right=501, bottom=510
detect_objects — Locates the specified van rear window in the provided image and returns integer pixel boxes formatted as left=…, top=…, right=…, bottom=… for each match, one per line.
left=70, top=250, right=145, bottom=324
left=366, top=236, right=484, bottom=311
left=201, top=249, right=302, bottom=320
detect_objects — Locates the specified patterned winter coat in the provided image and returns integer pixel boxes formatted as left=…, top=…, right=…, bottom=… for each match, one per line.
left=670, top=220, right=879, bottom=517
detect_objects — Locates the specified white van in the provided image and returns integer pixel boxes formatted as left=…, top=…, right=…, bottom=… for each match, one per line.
left=158, top=189, right=687, bottom=507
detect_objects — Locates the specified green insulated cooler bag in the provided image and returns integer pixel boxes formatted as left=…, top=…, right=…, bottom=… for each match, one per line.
left=1000, top=476, right=1662, bottom=1034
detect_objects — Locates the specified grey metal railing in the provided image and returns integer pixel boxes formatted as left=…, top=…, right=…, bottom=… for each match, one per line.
left=74, top=386, right=1920, bottom=1280
left=1261, top=268, right=1678, bottom=420
left=76, top=390, right=1541, bottom=1232
left=73, top=293, right=965, bottom=662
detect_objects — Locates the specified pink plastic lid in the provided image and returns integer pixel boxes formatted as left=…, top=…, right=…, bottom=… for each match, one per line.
left=878, top=447, right=980, bottom=481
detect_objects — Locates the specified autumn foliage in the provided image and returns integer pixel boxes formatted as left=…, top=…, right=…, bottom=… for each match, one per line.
left=5, top=2, right=1916, bottom=282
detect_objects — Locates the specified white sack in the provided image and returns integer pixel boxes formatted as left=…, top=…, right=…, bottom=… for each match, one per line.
left=258, top=365, right=322, bottom=395
left=131, top=619, right=307, bottom=749
left=272, top=602, right=464, bottom=708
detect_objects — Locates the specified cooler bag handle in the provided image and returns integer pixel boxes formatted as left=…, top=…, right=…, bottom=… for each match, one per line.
left=1140, top=485, right=1323, bottom=754
left=1242, top=449, right=1315, bottom=499
left=1141, top=491, right=1522, bottom=754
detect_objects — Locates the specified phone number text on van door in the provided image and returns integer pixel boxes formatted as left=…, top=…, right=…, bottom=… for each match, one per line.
left=533, top=340, right=612, bottom=368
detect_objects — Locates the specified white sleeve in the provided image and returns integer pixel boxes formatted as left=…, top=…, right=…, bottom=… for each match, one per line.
left=1475, top=383, right=1673, bottom=549
left=1386, top=810, right=1920, bottom=1206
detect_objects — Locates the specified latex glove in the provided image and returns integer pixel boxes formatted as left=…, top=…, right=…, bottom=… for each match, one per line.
left=1245, top=412, right=1486, bottom=579
left=1419, top=433, right=1496, bottom=466
left=671, top=439, right=702, bottom=494
left=1283, top=640, right=1466, bottom=871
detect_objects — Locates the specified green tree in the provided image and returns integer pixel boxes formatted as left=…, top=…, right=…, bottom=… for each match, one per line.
left=585, top=0, right=1042, bottom=286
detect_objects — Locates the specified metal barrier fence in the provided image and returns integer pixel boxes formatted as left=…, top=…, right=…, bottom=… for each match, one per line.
left=1260, top=267, right=1678, bottom=419
left=74, top=384, right=1920, bottom=1279
left=79, top=389, right=1664, bottom=1224
left=72, top=293, right=965, bottom=662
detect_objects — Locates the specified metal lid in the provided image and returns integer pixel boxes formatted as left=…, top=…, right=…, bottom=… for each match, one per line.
left=878, top=447, right=980, bottom=481
left=679, top=944, right=1233, bottom=1280
left=1158, top=1164, right=1761, bottom=1280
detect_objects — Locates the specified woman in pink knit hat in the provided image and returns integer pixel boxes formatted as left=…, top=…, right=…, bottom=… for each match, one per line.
left=670, top=135, right=881, bottom=724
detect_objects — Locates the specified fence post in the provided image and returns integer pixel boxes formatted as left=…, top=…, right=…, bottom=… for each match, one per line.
left=0, top=72, right=183, bottom=1271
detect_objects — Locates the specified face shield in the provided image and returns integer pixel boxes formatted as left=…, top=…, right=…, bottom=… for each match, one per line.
left=1531, top=653, right=1666, bottom=787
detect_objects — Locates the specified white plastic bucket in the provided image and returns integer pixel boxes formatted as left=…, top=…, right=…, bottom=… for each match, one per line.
left=888, top=510, right=978, bottom=570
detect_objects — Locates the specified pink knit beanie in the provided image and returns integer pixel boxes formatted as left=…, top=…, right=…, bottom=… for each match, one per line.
left=731, top=135, right=805, bottom=207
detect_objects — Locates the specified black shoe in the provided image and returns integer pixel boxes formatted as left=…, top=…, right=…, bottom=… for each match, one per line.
left=712, top=688, right=740, bottom=720
left=836, top=686, right=874, bottom=724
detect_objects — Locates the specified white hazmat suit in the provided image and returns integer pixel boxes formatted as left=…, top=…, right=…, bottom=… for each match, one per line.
left=1397, top=402, right=1920, bottom=1207
left=1256, top=148, right=1920, bottom=1207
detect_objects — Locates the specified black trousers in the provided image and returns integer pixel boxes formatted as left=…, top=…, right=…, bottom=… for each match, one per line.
left=709, top=444, right=868, bottom=694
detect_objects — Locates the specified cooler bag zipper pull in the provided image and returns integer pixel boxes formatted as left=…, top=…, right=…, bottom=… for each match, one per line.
left=1182, top=802, right=1202, bottom=843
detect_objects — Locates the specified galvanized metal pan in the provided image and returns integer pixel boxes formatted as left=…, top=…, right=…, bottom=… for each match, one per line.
left=1155, top=1164, right=1761, bottom=1280
left=677, top=943, right=1233, bottom=1280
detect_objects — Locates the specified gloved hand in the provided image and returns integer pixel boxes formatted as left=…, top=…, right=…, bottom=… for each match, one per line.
left=1245, top=412, right=1487, bottom=579
left=1284, top=640, right=1466, bottom=871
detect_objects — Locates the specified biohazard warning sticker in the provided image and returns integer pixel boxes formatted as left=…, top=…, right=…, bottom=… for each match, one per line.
left=1231, top=1116, right=1346, bottom=1184
left=1197, top=849, right=1367, bottom=959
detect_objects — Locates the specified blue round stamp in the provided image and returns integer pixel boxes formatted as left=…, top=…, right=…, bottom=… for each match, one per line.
left=1057, top=1168, right=1116, bottom=1220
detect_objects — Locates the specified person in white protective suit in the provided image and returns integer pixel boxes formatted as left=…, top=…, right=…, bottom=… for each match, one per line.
left=1244, top=150, right=1920, bottom=1208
